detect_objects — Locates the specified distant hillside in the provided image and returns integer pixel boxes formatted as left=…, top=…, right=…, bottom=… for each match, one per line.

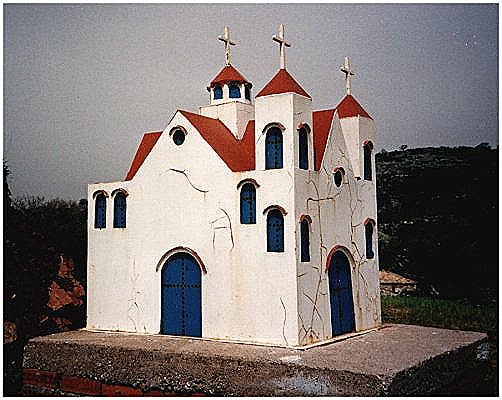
left=376, top=144, right=498, bottom=303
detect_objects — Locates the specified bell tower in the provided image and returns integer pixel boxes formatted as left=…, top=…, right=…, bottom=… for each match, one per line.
left=254, top=24, right=313, bottom=171
left=199, top=26, right=254, bottom=140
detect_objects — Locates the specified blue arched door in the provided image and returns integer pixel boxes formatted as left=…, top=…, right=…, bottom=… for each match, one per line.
left=328, top=251, right=355, bottom=336
left=161, top=252, right=201, bottom=337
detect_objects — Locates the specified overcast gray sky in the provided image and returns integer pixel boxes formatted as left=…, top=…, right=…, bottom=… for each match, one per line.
left=4, top=4, right=498, bottom=201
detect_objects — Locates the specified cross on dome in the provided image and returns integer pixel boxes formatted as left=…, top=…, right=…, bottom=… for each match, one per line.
left=340, top=56, right=355, bottom=96
left=218, top=26, right=236, bottom=66
left=272, top=24, right=291, bottom=70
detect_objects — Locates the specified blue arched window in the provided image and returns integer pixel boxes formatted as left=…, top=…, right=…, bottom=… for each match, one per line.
left=240, top=183, right=256, bottom=224
left=365, top=220, right=375, bottom=259
left=94, top=193, right=106, bottom=229
left=244, top=86, right=251, bottom=100
left=213, top=85, right=223, bottom=100
left=229, top=83, right=241, bottom=98
left=300, top=218, right=310, bottom=262
left=265, top=126, right=283, bottom=169
left=299, top=127, right=308, bottom=170
left=267, top=209, right=284, bottom=252
left=363, top=141, right=373, bottom=181
left=113, top=191, right=127, bottom=228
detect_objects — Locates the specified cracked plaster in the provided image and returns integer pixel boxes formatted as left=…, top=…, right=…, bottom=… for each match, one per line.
left=87, top=83, right=380, bottom=347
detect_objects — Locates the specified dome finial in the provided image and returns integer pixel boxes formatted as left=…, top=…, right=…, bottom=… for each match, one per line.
left=340, top=56, right=355, bottom=96
left=272, top=24, right=291, bottom=70
left=218, top=26, right=236, bottom=66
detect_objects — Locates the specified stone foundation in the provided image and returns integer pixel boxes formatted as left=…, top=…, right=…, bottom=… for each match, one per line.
left=22, top=324, right=489, bottom=396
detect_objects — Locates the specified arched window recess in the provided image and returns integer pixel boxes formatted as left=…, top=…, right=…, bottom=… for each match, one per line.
left=92, top=190, right=109, bottom=199
left=229, top=82, right=241, bottom=98
left=363, top=140, right=374, bottom=181
left=262, top=122, right=286, bottom=133
left=297, top=123, right=311, bottom=170
left=240, top=182, right=256, bottom=224
left=364, top=218, right=376, bottom=259
left=263, top=205, right=288, bottom=216
left=297, top=122, right=311, bottom=133
left=93, top=190, right=108, bottom=229
left=299, top=215, right=312, bottom=262
left=111, top=188, right=129, bottom=198
left=299, top=214, right=312, bottom=223
left=236, top=178, right=260, bottom=190
left=113, top=189, right=128, bottom=228
left=264, top=123, right=285, bottom=170
left=213, top=85, right=223, bottom=100
left=266, top=207, right=285, bottom=252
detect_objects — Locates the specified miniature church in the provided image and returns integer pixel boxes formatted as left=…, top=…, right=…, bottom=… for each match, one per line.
left=87, top=25, right=381, bottom=347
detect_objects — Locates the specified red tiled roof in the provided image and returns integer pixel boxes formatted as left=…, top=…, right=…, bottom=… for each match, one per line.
left=125, top=131, right=162, bottom=180
left=335, top=94, right=372, bottom=120
left=210, top=65, right=251, bottom=87
left=312, top=95, right=372, bottom=170
left=125, top=95, right=371, bottom=178
left=379, top=270, right=416, bottom=285
left=179, top=110, right=255, bottom=171
left=312, top=109, right=336, bottom=171
left=256, top=69, right=311, bottom=99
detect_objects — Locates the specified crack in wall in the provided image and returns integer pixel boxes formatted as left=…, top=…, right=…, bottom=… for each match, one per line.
left=296, top=131, right=379, bottom=344
left=164, top=168, right=209, bottom=193
left=280, top=297, right=289, bottom=347
left=127, top=259, right=140, bottom=332
left=210, top=208, right=234, bottom=250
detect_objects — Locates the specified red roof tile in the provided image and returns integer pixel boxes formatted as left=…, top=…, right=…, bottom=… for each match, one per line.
left=179, top=110, right=255, bottom=171
left=125, top=95, right=371, bottom=178
left=335, top=95, right=372, bottom=120
left=210, top=65, right=251, bottom=87
left=256, top=69, right=311, bottom=99
left=313, top=109, right=336, bottom=171
left=125, top=131, right=162, bottom=180
left=312, top=96, right=372, bottom=170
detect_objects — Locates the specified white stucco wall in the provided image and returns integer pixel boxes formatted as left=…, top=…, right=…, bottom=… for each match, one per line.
left=199, top=101, right=254, bottom=139
left=87, top=89, right=380, bottom=347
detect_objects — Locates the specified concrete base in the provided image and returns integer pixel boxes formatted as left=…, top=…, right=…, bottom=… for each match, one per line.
left=22, top=324, right=489, bottom=396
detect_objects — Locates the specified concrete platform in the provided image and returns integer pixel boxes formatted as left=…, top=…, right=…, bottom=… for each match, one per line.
left=22, top=324, right=489, bottom=396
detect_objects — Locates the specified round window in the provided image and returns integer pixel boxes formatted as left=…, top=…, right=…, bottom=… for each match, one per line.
left=334, top=169, right=343, bottom=187
left=172, top=129, right=185, bottom=146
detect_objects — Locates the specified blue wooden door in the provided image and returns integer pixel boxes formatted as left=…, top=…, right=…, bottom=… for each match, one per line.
left=328, top=251, right=355, bottom=336
left=161, top=253, right=201, bottom=337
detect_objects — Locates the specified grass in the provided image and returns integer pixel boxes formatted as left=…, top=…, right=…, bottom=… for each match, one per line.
left=381, top=295, right=498, bottom=334
left=381, top=295, right=498, bottom=395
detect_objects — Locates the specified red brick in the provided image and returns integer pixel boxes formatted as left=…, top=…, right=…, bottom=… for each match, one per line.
left=60, top=375, right=101, bottom=395
left=102, top=383, right=143, bottom=396
left=22, top=368, right=58, bottom=389
left=143, top=389, right=167, bottom=396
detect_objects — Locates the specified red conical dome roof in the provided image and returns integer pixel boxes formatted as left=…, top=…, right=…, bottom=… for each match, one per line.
left=256, top=69, right=311, bottom=99
left=210, top=65, right=251, bottom=88
left=335, top=95, right=372, bottom=119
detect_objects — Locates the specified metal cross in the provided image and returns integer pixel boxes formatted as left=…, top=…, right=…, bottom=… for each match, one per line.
left=218, top=26, right=236, bottom=66
left=340, top=56, right=355, bottom=96
left=272, top=24, right=291, bottom=70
